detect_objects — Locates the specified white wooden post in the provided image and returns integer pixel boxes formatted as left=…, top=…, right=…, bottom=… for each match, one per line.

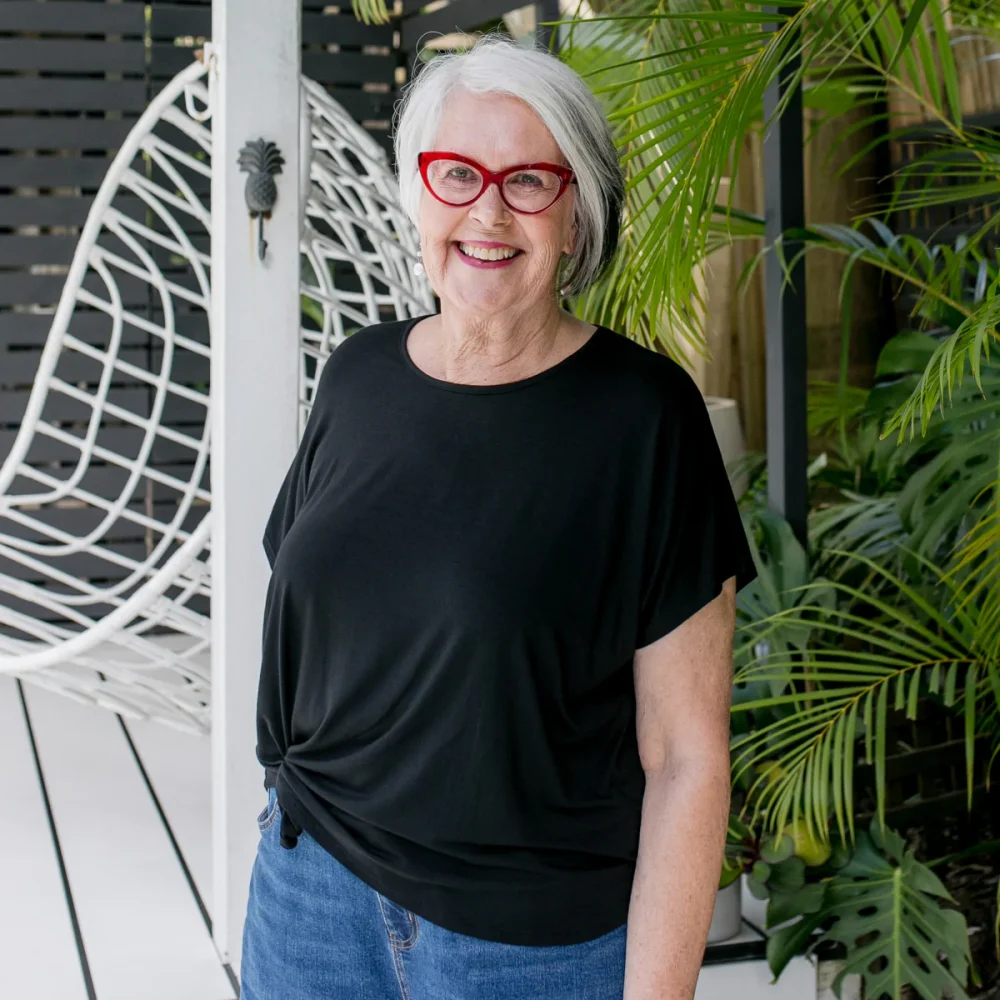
left=209, top=0, right=302, bottom=973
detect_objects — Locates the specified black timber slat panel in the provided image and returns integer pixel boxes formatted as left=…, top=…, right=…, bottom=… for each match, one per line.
left=298, top=5, right=397, bottom=151
left=0, top=195, right=147, bottom=228
left=400, top=0, right=526, bottom=47
left=0, top=387, right=156, bottom=423
left=302, top=10, right=399, bottom=47
left=0, top=39, right=147, bottom=73
left=0, top=157, right=119, bottom=190
left=305, top=86, right=396, bottom=122
left=0, top=1, right=150, bottom=627
left=0, top=272, right=174, bottom=308
left=0, top=79, right=147, bottom=112
left=149, top=4, right=210, bottom=41
left=0, top=2, right=145, bottom=35
left=0, top=311, right=155, bottom=346
left=6, top=545, right=152, bottom=584
left=3, top=343, right=210, bottom=384
left=151, top=0, right=408, bottom=49
left=0, top=234, right=79, bottom=267
left=145, top=0, right=212, bottom=563
left=150, top=46, right=396, bottom=83
left=3, top=503, right=152, bottom=542
left=0, top=427, right=199, bottom=466
left=300, top=50, right=396, bottom=86
left=0, top=118, right=137, bottom=152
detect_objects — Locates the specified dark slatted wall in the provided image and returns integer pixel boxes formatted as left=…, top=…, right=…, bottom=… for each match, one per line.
left=0, top=0, right=400, bottom=629
left=0, top=0, right=152, bottom=616
left=400, top=0, right=560, bottom=81
left=302, top=1, right=398, bottom=158
left=0, top=0, right=147, bottom=429
left=149, top=2, right=397, bottom=154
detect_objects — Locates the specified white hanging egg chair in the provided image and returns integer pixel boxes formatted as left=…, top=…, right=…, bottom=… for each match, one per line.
left=0, top=56, right=434, bottom=735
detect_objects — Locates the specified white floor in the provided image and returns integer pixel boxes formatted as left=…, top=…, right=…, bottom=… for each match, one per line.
left=0, top=674, right=236, bottom=1000
left=0, top=672, right=815, bottom=1000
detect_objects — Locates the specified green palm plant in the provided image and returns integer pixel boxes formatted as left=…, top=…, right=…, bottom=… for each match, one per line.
left=726, top=505, right=999, bottom=995
left=809, top=325, right=1000, bottom=573
left=552, top=0, right=1000, bottom=442
left=731, top=512, right=1000, bottom=843
left=730, top=322, right=998, bottom=852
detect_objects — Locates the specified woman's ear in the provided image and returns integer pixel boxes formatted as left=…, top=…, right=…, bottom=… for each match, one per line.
left=563, top=223, right=578, bottom=257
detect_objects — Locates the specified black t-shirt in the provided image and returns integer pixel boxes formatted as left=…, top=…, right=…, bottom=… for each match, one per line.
left=256, top=313, right=758, bottom=946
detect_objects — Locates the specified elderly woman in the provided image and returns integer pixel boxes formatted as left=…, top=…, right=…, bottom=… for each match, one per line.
left=240, top=31, right=757, bottom=1000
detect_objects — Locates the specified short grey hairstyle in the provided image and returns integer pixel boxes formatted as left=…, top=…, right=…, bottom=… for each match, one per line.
left=391, top=31, right=624, bottom=299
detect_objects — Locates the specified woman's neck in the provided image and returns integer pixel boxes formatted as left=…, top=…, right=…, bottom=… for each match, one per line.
left=408, top=306, right=594, bottom=386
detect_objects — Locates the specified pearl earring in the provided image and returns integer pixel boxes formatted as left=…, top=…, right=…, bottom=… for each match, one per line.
left=413, top=250, right=424, bottom=277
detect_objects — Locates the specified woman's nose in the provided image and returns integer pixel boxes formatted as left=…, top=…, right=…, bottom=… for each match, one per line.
left=469, top=181, right=511, bottom=225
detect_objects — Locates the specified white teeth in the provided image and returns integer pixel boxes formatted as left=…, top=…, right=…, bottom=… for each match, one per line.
left=458, top=242, right=519, bottom=261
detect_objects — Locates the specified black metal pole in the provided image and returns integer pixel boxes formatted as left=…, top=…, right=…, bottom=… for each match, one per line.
left=762, top=16, right=809, bottom=548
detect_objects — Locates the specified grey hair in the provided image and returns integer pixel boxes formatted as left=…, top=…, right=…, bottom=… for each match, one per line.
left=391, top=31, right=624, bottom=299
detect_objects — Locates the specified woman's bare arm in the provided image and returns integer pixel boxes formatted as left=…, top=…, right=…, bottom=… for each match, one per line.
left=624, top=576, right=737, bottom=1000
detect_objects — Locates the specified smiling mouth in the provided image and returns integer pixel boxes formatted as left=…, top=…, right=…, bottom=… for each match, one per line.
left=454, top=242, right=524, bottom=262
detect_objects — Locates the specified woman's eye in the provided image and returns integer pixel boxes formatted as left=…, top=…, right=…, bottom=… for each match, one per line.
left=510, top=173, right=542, bottom=187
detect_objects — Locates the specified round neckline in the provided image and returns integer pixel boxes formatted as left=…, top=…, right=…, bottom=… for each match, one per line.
left=398, top=313, right=607, bottom=395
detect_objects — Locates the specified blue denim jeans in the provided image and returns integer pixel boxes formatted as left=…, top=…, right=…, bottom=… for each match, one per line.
left=240, top=785, right=627, bottom=999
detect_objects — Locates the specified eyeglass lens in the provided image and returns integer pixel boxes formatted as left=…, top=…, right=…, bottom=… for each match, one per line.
left=425, top=159, right=564, bottom=212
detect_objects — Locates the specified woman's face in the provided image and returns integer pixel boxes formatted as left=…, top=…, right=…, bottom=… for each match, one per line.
left=417, top=89, right=577, bottom=316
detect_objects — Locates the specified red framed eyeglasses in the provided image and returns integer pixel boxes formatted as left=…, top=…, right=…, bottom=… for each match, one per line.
left=417, top=151, right=577, bottom=215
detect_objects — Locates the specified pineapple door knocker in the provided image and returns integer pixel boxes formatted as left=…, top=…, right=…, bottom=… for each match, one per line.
left=237, top=138, right=285, bottom=262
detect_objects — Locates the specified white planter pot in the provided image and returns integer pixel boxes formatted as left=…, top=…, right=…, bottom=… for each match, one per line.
left=706, top=879, right=743, bottom=943
left=706, top=396, right=749, bottom=499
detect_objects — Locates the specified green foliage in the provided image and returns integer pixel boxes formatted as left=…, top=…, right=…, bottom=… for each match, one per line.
left=723, top=814, right=972, bottom=999
left=767, top=823, right=972, bottom=1000
left=350, top=0, right=392, bottom=25
left=556, top=0, right=1000, bottom=468
left=811, top=328, right=1000, bottom=569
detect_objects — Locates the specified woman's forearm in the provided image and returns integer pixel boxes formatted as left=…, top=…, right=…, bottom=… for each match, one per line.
left=623, top=759, right=731, bottom=1000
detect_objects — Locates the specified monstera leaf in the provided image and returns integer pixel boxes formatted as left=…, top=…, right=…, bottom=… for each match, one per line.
left=773, top=821, right=971, bottom=1000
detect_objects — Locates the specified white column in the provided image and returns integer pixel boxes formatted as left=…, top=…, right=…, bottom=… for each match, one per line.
left=209, top=0, right=302, bottom=973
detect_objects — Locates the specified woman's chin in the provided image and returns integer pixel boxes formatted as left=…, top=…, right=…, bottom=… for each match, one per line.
left=448, top=282, right=521, bottom=310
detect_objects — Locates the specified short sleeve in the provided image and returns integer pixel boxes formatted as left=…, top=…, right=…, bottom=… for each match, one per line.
left=261, top=358, right=333, bottom=570
left=635, top=372, right=758, bottom=649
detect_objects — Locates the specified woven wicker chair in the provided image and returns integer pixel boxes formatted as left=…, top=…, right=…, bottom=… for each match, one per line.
left=0, top=57, right=434, bottom=735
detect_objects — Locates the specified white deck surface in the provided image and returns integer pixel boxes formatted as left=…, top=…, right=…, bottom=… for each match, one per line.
left=0, top=673, right=815, bottom=999
left=0, top=675, right=237, bottom=1000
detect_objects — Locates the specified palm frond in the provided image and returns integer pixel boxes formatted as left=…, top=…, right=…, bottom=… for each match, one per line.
left=749, top=220, right=1000, bottom=444
left=560, top=0, right=1000, bottom=398
left=732, top=535, right=1000, bottom=844
left=350, top=0, right=392, bottom=25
